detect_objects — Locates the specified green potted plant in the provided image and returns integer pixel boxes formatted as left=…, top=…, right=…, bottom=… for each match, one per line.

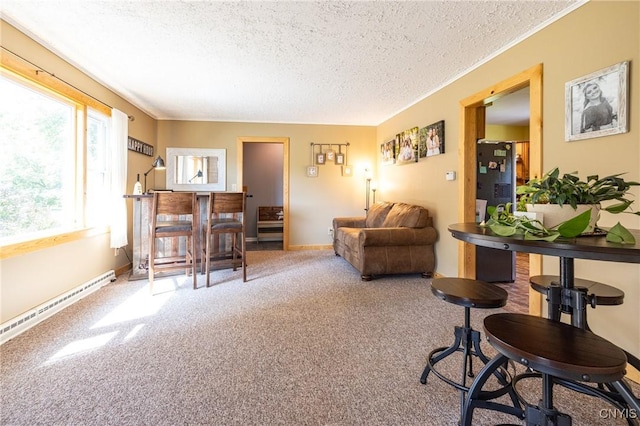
left=484, top=202, right=592, bottom=241
left=486, top=168, right=640, bottom=243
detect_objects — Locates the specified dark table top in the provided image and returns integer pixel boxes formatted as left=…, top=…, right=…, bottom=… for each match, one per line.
left=448, top=223, right=640, bottom=264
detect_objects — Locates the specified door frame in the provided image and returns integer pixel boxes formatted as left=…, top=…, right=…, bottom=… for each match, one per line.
left=237, top=136, right=290, bottom=250
left=459, top=63, right=543, bottom=314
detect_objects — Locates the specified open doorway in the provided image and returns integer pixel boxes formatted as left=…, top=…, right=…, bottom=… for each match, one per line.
left=482, top=87, right=531, bottom=313
left=459, top=64, right=543, bottom=316
left=237, top=136, right=290, bottom=251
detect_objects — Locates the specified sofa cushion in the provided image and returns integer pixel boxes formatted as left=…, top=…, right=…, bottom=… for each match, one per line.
left=337, top=227, right=361, bottom=252
left=365, top=202, right=394, bottom=228
left=381, top=203, right=430, bottom=228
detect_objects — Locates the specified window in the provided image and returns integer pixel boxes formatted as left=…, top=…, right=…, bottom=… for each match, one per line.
left=0, top=70, right=110, bottom=246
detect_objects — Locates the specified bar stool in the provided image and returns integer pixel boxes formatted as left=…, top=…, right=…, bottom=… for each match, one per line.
left=530, top=275, right=640, bottom=372
left=462, top=313, right=635, bottom=426
left=420, top=278, right=519, bottom=418
left=530, top=275, right=624, bottom=324
left=148, top=192, right=197, bottom=294
left=201, top=192, right=247, bottom=287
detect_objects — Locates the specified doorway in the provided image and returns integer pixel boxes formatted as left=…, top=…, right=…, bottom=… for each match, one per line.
left=237, top=136, right=290, bottom=251
left=459, top=64, right=543, bottom=315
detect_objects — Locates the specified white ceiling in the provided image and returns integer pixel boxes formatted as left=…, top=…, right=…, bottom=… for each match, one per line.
left=1, top=1, right=582, bottom=126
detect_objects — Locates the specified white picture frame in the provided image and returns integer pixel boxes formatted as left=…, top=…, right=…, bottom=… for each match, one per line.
left=306, top=165, right=318, bottom=177
left=565, top=61, right=629, bottom=142
left=166, top=147, right=226, bottom=191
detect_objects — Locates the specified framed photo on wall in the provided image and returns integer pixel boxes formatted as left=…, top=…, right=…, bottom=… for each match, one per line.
left=424, top=120, right=445, bottom=157
left=380, top=139, right=395, bottom=165
left=395, top=127, right=418, bottom=164
left=306, top=165, right=318, bottom=177
left=565, top=61, right=629, bottom=142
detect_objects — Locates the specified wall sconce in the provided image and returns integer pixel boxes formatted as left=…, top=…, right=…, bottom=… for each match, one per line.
left=143, top=155, right=165, bottom=194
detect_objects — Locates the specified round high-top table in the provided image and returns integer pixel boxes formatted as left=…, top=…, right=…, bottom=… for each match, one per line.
left=448, top=223, right=640, bottom=414
left=448, top=223, right=640, bottom=328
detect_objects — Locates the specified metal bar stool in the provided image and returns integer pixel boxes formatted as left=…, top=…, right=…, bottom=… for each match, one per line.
left=530, top=275, right=640, bottom=373
left=462, top=313, right=637, bottom=426
left=530, top=275, right=624, bottom=325
left=420, top=277, right=521, bottom=419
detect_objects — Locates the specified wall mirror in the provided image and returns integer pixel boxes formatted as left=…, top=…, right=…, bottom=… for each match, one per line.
left=166, top=147, right=226, bottom=191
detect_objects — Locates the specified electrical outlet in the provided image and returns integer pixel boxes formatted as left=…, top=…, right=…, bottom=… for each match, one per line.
left=328, top=227, right=333, bottom=236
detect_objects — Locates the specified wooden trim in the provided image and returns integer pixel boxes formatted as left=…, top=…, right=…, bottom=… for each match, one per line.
left=115, top=263, right=132, bottom=277
left=0, top=226, right=110, bottom=260
left=1, top=55, right=111, bottom=116
left=459, top=63, right=543, bottom=315
left=237, top=136, right=290, bottom=251
left=288, top=244, right=332, bottom=251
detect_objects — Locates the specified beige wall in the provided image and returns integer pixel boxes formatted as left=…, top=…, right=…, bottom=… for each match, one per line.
left=156, top=121, right=376, bottom=246
left=377, top=1, right=639, bottom=358
left=485, top=125, right=529, bottom=141
left=1, top=1, right=639, bottom=363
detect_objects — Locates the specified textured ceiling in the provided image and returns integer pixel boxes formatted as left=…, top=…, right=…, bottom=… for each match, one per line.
left=1, top=1, right=582, bottom=125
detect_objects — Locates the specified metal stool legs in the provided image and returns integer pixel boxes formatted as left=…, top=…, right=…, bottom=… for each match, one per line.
left=420, top=307, right=490, bottom=387
left=421, top=306, right=520, bottom=420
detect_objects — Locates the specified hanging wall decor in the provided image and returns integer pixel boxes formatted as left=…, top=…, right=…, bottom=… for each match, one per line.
left=127, top=136, right=154, bottom=157
left=309, top=142, right=350, bottom=176
left=381, top=139, right=395, bottom=165
left=307, top=142, right=318, bottom=177
left=565, top=60, right=629, bottom=142
left=395, top=127, right=419, bottom=164
left=425, top=120, right=445, bottom=157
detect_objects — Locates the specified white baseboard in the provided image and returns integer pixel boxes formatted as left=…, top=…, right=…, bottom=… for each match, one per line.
left=0, top=270, right=116, bottom=345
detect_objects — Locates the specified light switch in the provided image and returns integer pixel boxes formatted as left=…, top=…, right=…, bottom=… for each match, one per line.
left=445, top=171, right=456, bottom=181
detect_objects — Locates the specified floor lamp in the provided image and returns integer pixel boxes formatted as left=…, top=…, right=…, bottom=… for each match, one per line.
left=364, top=168, right=373, bottom=213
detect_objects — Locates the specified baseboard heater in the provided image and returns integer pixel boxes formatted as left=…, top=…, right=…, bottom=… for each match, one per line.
left=0, top=270, right=116, bottom=345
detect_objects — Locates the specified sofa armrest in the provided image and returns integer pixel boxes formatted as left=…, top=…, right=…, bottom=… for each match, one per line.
left=358, top=227, right=437, bottom=246
left=333, top=217, right=366, bottom=230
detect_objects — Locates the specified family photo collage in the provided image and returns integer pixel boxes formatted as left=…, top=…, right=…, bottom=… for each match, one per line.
left=381, top=120, right=445, bottom=166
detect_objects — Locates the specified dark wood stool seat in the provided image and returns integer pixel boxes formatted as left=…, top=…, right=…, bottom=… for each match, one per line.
left=462, top=313, right=635, bottom=425
left=530, top=275, right=625, bottom=306
left=529, top=275, right=640, bottom=374
left=421, top=278, right=518, bottom=419
left=430, top=277, right=509, bottom=309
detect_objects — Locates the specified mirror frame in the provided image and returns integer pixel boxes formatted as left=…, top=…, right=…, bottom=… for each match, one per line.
left=166, top=147, right=226, bottom=191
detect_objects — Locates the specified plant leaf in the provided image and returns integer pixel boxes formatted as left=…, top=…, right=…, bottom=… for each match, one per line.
left=606, top=222, right=636, bottom=244
left=488, top=223, right=517, bottom=236
left=524, top=231, right=560, bottom=241
left=603, top=200, right=633, bottom=214
left=556, top=208, right=590, bottom=238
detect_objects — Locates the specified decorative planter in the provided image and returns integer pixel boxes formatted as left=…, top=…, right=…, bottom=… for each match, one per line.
left=526, top=203, right=600, bottom=233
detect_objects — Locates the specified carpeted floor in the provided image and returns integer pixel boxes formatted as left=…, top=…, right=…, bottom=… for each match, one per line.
left=1, top=250, right=637, bottom=425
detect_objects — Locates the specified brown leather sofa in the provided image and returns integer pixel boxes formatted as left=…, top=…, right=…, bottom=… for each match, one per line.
left=333, top=201, right=437, bottom=280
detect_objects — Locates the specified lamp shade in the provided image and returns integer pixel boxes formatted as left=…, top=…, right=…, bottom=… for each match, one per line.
left=152, top=156, right=165, bottom=170
left=143, top=156, right=166, bottom=194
